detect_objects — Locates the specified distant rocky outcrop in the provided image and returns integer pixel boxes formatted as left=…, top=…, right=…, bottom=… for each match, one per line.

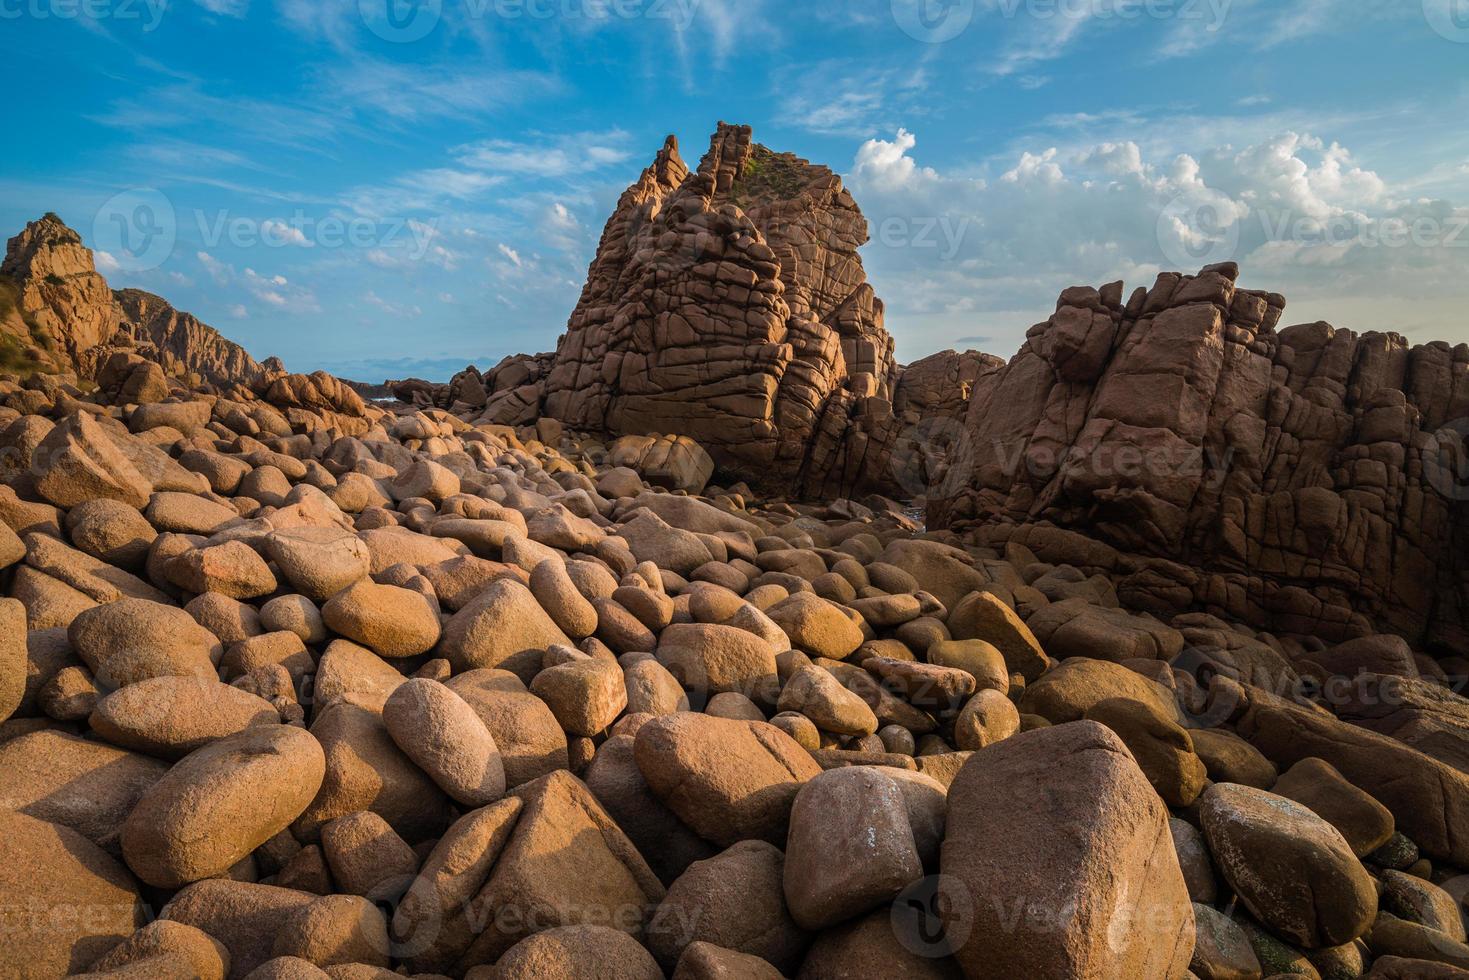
left=931, top=261, right=1469, bottom=656
left=1, top=213, right=265, bottom=388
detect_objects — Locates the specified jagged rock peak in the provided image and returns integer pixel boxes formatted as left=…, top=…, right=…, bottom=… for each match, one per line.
left=1, top=212, right=92, bottom=281
left=537, top=121, right=904, bottom=497
left=1, top=213, right=266, bottom=389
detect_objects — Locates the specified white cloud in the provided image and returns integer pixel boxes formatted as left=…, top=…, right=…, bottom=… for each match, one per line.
left=498, top=244, right=523, bottom=268
left=853, top=129, right=943, bottom=192
left=365, top=291, right=422, bottom=318
left=193, top=0, right=248, bottom=16
left=261, top=220, right=313, bottom=247
left=197, top=251, right=230, bottom=285
left=541, top=202, right=584, bottom=253
left=196, top=252, right=319, bottom=313
left=453, top=131, right=634, bottom=178
left=94, top=250, right=121, bottom=274
left=983, top=0, right=1100, bottom=76
left=777, top=61, right=930, bottom=138
left=847, top=126, right=1469, bottom=360
left=669, top=0, right=775, bottom=86
left=320, top=62, right=560, bottom=124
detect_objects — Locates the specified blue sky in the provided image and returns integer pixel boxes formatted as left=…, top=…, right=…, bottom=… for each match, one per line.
left=2, top=0, right=1467, bottom=380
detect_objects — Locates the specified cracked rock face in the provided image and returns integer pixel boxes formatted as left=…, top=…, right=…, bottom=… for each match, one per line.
left=2, top=213, right=265, bottom=389
left=543, top=122, right=901, bottom=498
left=392, top=124, right=988, bottom=502
left=932, top=261, right=1469, bottom=656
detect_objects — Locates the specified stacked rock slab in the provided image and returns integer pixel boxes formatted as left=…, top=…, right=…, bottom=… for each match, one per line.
left=932, top=261, right=1469, bottom=655
left=386, top=125, right=997, bottom=502
left=541, top=123, right=904, bottom=498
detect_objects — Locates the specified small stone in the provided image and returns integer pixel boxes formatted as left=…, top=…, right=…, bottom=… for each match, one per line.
left=322, top=580, right=441, bottom=658
left=1189, top=903, right=1262, bottom=980
left=260, top=594, right=328, bottom=644
left=320, top=810, right=420, bottom=899
left=927, top=637, right=1009, bottom=695
left=634, top=712, right=822, bottom=847
left=1199, top=782, right=1377, bottom=949
left=530, top=652, right=628, bottom=736
left=1273, top=756, right=1395, bottom=858
left=946, top=590, right=1048, bottom=681
left=783, top=767, right=923, bottom=930
left=382, top=678, right=506, bottom=806
left=90, top=675, right=278, bottom=759
left=272, top=894, right=390, bottom=968
left=166, top=540, right=277, bottom=599
left=491, top=924, right=663, bottom=980
left=530, top=558, right=598, bottom=639
left=266, top=527, right=371, bottom=603
left=1084, top=696, right=1207, bottom=807
left=122, top=726, right=326, bottom=888
left=766, top=592, right=864, bottom=661
left=777, top=665, right=878, bottom=737
left=647, top=840, right=806, bottom=972
left=70, top=597, right=223, bottom=688
left=952, top=687, right=1021, bottom=751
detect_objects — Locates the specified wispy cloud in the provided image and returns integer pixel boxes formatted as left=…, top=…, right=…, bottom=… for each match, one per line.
left=453, top=130, right=634, bottom=177
left=317, top=61, right=561, bottom=124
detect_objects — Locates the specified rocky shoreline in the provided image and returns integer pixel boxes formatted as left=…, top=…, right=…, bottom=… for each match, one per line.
left=4, top=125, right=1469, bottom=979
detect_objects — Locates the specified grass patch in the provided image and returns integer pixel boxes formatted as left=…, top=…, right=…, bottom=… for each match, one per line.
left=0, top=275, right=19, bottom=321
left=0, top=332, right=45, bottom=376
left=729, top=144, right=811, bottom=207
left=0, top=274, right=58, bottom=376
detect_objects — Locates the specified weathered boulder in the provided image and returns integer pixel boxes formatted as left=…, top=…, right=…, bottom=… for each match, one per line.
left=122, top=725, right=326, bottom=888
left=1199, top=782, right=1377, bottom=949
left=939, top=721, right=1194, bottom=978
left=0, top=811, right=145, bottom=977
left=634, top=712, right=821, bottom=847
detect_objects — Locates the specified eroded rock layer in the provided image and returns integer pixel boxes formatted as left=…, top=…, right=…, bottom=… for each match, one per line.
left=389, top=125, right=1001, bottom=501
left=1, top=214, right=264, bottom=388
left=542, top=122, right=904, bottom=498
left=932, top=262, right=1469, bottom=656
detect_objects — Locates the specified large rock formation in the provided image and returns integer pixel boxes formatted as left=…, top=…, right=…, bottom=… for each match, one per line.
left=393, top=125, right=978, bottom=499
left=932, top=261, right=1469, bottom=656
left=542, top=122, right=903, bottom=497
left=1, top=213, right=264, bottom=388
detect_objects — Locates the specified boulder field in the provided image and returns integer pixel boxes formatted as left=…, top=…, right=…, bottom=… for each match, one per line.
left=4, top=125, right=1469, bottom=979
left=4, top=363, right=1469, bottom=980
